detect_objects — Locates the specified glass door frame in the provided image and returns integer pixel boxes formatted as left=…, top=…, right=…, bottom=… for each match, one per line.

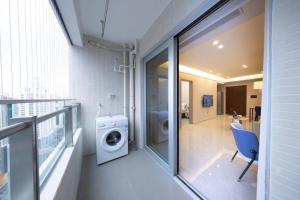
left=174, top=0, right=268, bottom=199
left=143, top=38, right=177, bottom=173
left=143, top=0, right=269, bottom=198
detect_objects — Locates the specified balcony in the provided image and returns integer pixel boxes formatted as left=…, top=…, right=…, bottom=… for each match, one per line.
left=0, top=100, right=193, bottom=200
left=0, top=99, right=81, bottom=200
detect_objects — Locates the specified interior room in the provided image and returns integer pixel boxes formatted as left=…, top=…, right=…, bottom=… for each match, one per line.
left=0, top=0, right=299, bottom=200
left=178, top=0, right=264, bottom=199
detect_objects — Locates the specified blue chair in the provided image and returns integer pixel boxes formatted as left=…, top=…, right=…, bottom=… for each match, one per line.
left=230, top=123, right=259, bottom=182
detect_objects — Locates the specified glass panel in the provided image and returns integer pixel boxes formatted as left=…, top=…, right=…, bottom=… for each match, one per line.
left=146, top=48, right=169, bottom=162
left=106, top=131, right=121, bottom=146
left=0, top=0, right=69, bottom=101
left=38, top=113, right=65, bottom=184
left=0, top=139, right=10, bottom=200
left=178, top=0, right=263, bottom=199
left=72, top=107, right=78, bottom=132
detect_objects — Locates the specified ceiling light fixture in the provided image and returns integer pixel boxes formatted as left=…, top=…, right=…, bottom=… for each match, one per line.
left=212, top=40, right=219, bottom=46
left=224, top=74, right=263, bottom=83
left=242, top=64, right=248, bottom=69
left=180, top=65, right=224, bottom=83
left=178, top=65, right=263, bottom=84
left=218, top=44, right=224, bottom=49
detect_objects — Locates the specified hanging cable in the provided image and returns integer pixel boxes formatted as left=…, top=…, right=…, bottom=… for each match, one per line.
left=100, top=0, right=109, bottom=38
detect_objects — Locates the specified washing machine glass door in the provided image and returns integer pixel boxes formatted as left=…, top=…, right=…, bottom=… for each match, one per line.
left=101, top=128, right=125, bottom=152
left=160, top=119, right=168, bottom=135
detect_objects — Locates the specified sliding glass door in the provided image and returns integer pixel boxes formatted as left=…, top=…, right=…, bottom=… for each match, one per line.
left=177, top=0, right=263, bottom=199
left=144, top=38, right=176, bottom=168
left=145, top=45, right=170, bottom=162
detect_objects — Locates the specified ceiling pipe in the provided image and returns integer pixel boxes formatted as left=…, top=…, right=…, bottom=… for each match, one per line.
left=100, top=0, right=109, bottom=38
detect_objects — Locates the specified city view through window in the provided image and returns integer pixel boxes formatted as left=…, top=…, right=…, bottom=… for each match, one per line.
left=0, top=0, right=70, bottom=198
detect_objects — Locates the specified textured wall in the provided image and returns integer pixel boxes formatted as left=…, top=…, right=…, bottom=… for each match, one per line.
left=269, top=0, right=300, bottom=199
left=69, top=45, right=124, bottom=155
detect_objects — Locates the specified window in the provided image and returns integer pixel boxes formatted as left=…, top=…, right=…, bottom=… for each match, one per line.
left=0, top=0, right=70, bottom=188
left=0, top=0, right=69, bottom=100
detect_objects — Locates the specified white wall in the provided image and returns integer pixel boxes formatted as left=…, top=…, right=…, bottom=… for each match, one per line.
left=139, top=0, right=210, bottom=57
left=268, top=0, right=300, bottom=199
left=69, top=45, right=124, bottom=155
left=181, top=81, right=190, bottom=107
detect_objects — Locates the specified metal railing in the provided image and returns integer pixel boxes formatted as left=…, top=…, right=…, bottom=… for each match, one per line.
left=0, top=99, right=81, bottom=200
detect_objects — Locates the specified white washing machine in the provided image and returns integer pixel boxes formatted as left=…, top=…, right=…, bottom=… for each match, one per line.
left=96, top=115, right=128, bottom=165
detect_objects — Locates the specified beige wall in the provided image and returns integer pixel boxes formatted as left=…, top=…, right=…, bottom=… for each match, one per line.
left=180, top=73, right=217, bottom=123
left=218, top=79, right=262, bottom=117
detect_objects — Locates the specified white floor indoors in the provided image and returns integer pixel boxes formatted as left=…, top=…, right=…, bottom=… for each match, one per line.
left=179, top=115, right=258, bottom=200
left=77, top=149, right=192, bottom=200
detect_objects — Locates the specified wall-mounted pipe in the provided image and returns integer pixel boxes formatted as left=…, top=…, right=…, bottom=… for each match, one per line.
left=129, top=41, right=137, bottom=145
left=123, top=45, right=128, bottom=117
left=129, top=57, right=135, bottom=144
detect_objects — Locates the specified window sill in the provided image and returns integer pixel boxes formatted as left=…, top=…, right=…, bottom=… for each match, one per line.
left=40, top=128, right=82, bottom=200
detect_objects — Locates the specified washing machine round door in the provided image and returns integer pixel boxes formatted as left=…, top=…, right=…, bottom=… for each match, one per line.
left=160, top=119, right=168, bottom=135
left=100, top=128, right=125, bottom=152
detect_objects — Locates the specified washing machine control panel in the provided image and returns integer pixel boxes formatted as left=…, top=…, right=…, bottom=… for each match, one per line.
left=96, top=115, right=128, bottom=129
left=111, top=122, right=116, bottom=126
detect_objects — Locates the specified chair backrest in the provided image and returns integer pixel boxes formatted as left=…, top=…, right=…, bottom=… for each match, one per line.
left=230, top=123, right=259, bottom=160
left=231, top=122, right=244, bottom=130
left=255, top=106, right=261, bottom=116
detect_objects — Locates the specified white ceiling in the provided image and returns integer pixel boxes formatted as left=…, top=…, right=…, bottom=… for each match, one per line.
left=179, top=0, right=265, bottom=79
left=75, top=0, right=172, bottom=44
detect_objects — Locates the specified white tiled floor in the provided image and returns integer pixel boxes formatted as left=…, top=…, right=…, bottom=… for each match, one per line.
left=179, top=115, right=257, bottom=200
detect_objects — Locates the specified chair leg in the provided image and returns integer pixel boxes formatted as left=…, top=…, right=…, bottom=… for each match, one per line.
left=238, top=158, right=255, bottom=182
left=231, top=150, right=238, bottom=162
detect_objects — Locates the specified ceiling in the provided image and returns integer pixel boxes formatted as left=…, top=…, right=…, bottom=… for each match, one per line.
left=75, top=0, right=172, bottom=44
left=179, top=0, right=264, bottom=79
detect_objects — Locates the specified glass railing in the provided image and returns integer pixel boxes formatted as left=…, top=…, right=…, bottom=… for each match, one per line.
left=0, top=99, right=81, bottom=200
left=0, top=138, right=9, bottom=200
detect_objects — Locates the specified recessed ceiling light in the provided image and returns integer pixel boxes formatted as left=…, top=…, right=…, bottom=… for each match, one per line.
left=242, top=64, right=248, bottom=69
left=218, top=44, right=224, bottom=49
left=212, top=40, right=219, bottom=46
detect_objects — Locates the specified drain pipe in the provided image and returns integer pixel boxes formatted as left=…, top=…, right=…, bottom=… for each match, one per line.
left=123, top=45, right=128, bottom=117
left=129, top=41, right=137, bottom=145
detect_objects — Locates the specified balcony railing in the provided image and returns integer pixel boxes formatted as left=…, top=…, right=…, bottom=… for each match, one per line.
left=0, top=99, right=81, bottom=200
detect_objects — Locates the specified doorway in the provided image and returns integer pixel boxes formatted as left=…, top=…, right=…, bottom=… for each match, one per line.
left=226, top=85, right=247, bottom=116
left=180, top=80, right=193, bottom=126
left=177, top=0, right=265, bottom=199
